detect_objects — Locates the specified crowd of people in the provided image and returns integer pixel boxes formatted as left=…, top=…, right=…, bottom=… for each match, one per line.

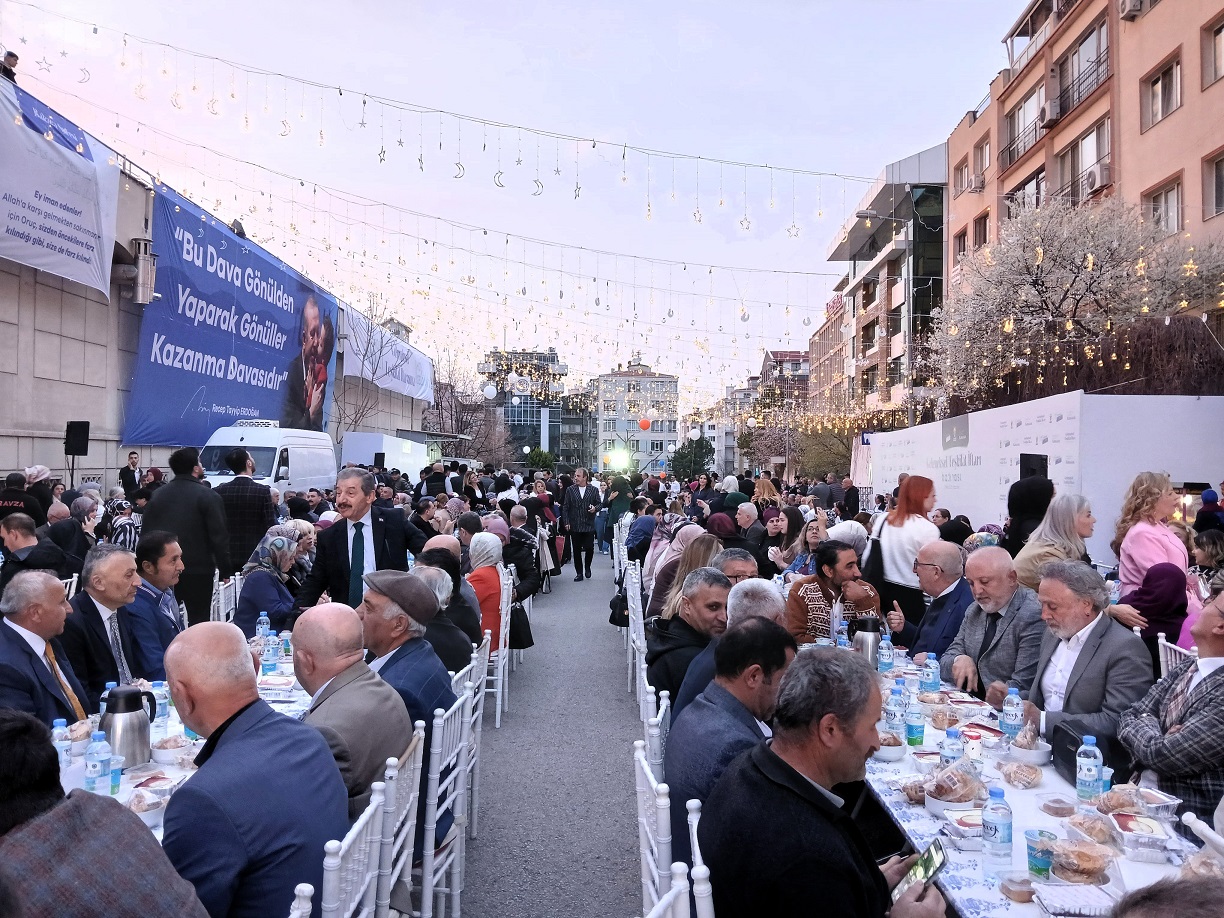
left=1, top=449, right=1223, bottom=916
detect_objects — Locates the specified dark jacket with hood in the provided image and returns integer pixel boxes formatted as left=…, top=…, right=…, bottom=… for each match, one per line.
left=0, top=538, right=71, bottom=593
left=644, top=615, right=712, bottom=702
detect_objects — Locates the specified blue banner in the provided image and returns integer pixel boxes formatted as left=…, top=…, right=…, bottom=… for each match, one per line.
left=122, top=185, right=338, bottom=446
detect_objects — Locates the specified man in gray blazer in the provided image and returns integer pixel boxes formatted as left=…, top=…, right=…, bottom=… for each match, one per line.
left=941, top=547, right=1044, bottom=702
left=292, top=602, right=416, bottom=819
left=1018, top=560, right=1153, bottom=739
left=664, top=618, right=797, bottom=865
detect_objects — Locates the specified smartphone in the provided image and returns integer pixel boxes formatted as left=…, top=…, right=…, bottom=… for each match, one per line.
left=890, top=837, right=947, bottom=904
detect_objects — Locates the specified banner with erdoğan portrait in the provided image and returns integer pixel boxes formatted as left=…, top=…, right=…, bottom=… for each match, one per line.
left=0, top=81, right=119, bottom=295
left=122, top=184, right=339, bottom=446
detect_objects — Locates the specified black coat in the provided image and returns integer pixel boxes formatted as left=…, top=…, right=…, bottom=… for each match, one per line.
left=60, top=592, right=149, bottom=712
left=46, top=520, right=95, bottom=576
left=0, top=539, right=70, bottom=594
left=844, top=485, right=861, bottom=517
left=504, top=528, right=542, bottom=601
left=0, top=488, right=46, bottom=528
left=118, top=466, right=142, bottom=499
left=139, top=475, right=231, bottom=578
left=295, top=507, right=423, bottom=608
left=699, top=744, right=891, bottom=918
left=561, top=484, right=601, bottom=534
left=214, top=476, right=278, bottom=576
left=27, top=482, right=54, bottom=515
left=424, top=616, right=475, bottom=672
left=644, top=615, right=711, bottom=702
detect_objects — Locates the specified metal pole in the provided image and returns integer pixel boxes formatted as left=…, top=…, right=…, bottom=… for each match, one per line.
left=906, top=222, right=916, bottom=428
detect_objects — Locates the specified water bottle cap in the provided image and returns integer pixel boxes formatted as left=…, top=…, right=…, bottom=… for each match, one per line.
left=928, top=654, right=937, bottom=662
left=1084, top=735, right=1096, bottom=745
left=891, top=687, right=902, bottom=695
left=881, top=635, right=891, bottom=643
left=989, top=786, right=1005, bottom=799
left=91, top=731, right=106, bottom=741
left=105, top=682, right=117, bottom=689
left=53, top=718, right=67, bottom=727
left=153, top=681, right=165, bottom=688
left=946, top=728, right=960, bottom=738
left=268, top=631, right=277, bottom=638
left=1008, top=687, right=1019, bottom=695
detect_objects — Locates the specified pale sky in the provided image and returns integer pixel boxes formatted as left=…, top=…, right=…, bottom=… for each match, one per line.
left=2, top=0, right=1022, bottom=409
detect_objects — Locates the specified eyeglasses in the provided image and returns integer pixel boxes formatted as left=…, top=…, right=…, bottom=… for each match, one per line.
left=726, top=573, right=753, bottom=583
left=913, top=561, right=942, bottom=573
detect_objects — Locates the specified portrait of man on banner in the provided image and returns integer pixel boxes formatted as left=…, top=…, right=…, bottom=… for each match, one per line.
left=281, top=293, right=335, bottom=431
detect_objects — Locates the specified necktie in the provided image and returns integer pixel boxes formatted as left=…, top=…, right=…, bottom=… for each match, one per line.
left=349, top=521, right=365, bottom=607
left=44, top=644, right=87, bottom=721
left=107, top=614, right=133, bottom=685
left=977, top=612, right=1001, bottom=660
left=1162, top=664, right=1198, bottom=728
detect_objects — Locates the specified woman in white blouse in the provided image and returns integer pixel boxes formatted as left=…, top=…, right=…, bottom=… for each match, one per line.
left=863, top=474, right=941, bottom=627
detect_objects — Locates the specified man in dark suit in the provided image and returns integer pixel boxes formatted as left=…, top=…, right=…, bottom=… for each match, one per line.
left=1019, top=560, right=1153, bottom=741
left=139, top=447, right=230, bottom=625
left=214, top=447, right=278, bottom=576
left=0, top=570, right=88, bottom=726
left=125, top=530, right=186, bottom=681
left=885, top=541, right=975, bottom=661
left=280, top=293, right=328, bottom=431
left=294, top=602, right=416, bottom=819
left=60, top=544, right=146, bottom=712
left=118, top=450, right=143, bottom=500
left=161, top=622, right=349, bottom=918
left=0, top=512, right=69, bottom=594
left=734, top=502, right=766, bottom=547
left=296, top=468, right=429, bottom=609
left=842, top=477, right=860, bottom=517
left=699, top=647, right=945, bottom=918
left=665, top=618, right=796, bottom=865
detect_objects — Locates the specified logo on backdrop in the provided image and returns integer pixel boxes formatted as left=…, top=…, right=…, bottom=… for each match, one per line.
left=122, top=185, right=338, bottom=446
left=941, top=416, right=969, bottom=451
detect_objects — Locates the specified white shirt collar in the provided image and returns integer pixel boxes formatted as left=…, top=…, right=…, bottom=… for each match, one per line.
left=1062, top=613, right=1102, bottom=650
left=367, top=649, right=396, bottom=673
left=936, top=579, right=961, bottom=600
left=4, top=617, right=47, bottom=660
left=353, top=509, right=373, bottom=529
left=89, top=594, right=120, bottom=622
left=310, top=676, right=335, bottom=708
left=1196, top=657, right=1224, bottom=681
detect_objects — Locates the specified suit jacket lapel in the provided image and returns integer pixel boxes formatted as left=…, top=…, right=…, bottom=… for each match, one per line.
left=985, top=591, right=1023, bottom=655
left=335, top=520, right=351, bottom=584
left=79, top=594, right=110, bottom=655
left=309, top=661, right=368, bottom=712
left=1063, top=616, right=1110, bottom=700
left=11, top=629, right=72, bottom=710
left=1032, top=630, right=1059, bottom=706
left=371, top=509, right=387, bottom=569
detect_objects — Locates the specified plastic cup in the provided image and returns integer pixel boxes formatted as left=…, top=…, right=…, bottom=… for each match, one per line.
left=1025, top=829, right=1058, bottom=878
left=109, top=755, right=125, bottom=796
left=1101, top=766, right=1114, bottom=792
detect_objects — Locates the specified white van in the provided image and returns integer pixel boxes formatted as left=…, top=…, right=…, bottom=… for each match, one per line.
left=200, top=421, right=337, bottom=495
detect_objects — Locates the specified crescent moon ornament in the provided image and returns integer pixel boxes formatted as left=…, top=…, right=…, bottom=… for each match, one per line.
left=171, top=91, right=183, bottom=110
left=453, top=162, right=465, bottom=179
left=78, top=67, right=90, bottom=83
left=280, top=119, right=291, bottom=136
left=494, top=170, right=504, bottom=188
left=532, top=179, right=543, bottom=196
left=207, top=97, right=220, bottom=116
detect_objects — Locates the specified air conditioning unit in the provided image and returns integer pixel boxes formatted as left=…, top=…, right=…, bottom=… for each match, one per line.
left=968, top=173, right=986, bottom=193
left=1082, top=163, right=1112, bottom=197
left=1038, top=99, right=1062, bottom=127
left=1119, top=0, right=1142, bottom=21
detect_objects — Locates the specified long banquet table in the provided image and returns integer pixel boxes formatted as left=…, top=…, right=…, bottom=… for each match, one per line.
left=861, top=664, right=1185, bottom=917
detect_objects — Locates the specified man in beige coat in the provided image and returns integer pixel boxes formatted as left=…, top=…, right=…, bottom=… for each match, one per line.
left=293, top=602, right=416, bottom=819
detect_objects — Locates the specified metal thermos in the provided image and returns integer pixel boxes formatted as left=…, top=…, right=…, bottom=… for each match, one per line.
left=849, top=616, right=884, bottom=668
left=99, top=684, right=156, bottom=768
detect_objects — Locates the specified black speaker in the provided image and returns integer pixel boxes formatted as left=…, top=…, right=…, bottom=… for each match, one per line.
left=373, top=452, right=386, bottom=469
left=1019, top=453, right=1048, bottom=480
left=64, top=421, right=90, bottom=456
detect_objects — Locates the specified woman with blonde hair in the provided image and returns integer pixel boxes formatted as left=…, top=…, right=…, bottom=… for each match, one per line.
left=1112, top=471, right=1201, bottom=647
left=861, top=474, right=941, bottom=626
left=654, top=533, right=724, bottom=620
left=1013, top=493, right=1095, bottom=590
left=752, top=477, right=781, bottom=512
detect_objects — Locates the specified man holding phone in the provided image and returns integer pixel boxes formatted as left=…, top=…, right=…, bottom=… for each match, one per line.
left=698, top=647, right=946, bottom=918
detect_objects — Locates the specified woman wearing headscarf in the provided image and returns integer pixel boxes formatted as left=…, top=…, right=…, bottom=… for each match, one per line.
left=277, top=518, right=317, bottom=596
left=446, top=496, right=469, bottom=522
left=642, top=513, right=690, bottom=592
left=23, top=465, right=54, bottom=514
left=141, top=467, right=165, bottom=493
left=104, top=499, right=139, bottom=552
left=1117, top=562, right=1190, bottom=674
left=466, top=532, right=505, bottom=646
left=1193, top=489, right=1224, bottom=534
left=48, top=495, right=99, bottom=576
left=1000, top=476, right=1055, bottom=557
left=233, top=526, right=300, bottom=638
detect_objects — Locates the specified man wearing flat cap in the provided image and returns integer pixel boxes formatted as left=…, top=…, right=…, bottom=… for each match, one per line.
left=356, top=570, right=457, bottom=862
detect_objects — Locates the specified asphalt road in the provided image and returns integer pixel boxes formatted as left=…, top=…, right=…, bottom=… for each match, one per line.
left=461, top=549, right=643, bottom=918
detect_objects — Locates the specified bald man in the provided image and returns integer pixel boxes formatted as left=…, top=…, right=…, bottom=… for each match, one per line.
left=884, top=540, right=975, bottom=661
left=161, top=622, right=348, bottom=918
left=294, top=602, right=416, bottom=818
left=938, top=546, right=1044, bottom=704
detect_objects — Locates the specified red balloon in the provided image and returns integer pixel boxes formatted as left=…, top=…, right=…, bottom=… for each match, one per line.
left=638, top=418, right=651, bottom=431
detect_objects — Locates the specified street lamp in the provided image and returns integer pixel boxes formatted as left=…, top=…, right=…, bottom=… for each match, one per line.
left=854, top=209, right=916, bottom=427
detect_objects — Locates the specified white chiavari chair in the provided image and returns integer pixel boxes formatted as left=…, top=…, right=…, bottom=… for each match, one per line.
left=1157, top=631, right=1198, bottom=678
left=59, top=574, right=78, bottom=598
left=466, top=634, right=491, bottom=840
left=415, top=685, right=474, bottom=918
left=626, top=563, right=648, bottom=695
left=1182, top=812, right=1224, bottom=864
left=374, top=726, right=425, bottom=918
left=321, top=783, right=385, bottom=918
left=209, top=570, right=222, bottom=621
left=639, top=666, right=658, bottom=725
left=484, top=571, right=512, bottom=728
left=639, top=863, right=690, bottom=918
left=686, top=801, right=715, bottom=918
left=645, top=691, right=671, bottom=783
left=634, top=740, right=672, bottom=915
left=287, top=883, right=315, bottom=918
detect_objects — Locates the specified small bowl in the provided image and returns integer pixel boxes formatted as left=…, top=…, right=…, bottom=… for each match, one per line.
left=1006, top=740, right=1052, bottom=766
left=926, top=794, right=980, bottom=817
left=134, top=802, right=166, bottom=829
left=151, top=743, right=191, bottom=764
left=873, top=742, right=906, bottom=762
left=911, top=748, right=942, bottom=774
left=70, top=738, right=90, bottom=756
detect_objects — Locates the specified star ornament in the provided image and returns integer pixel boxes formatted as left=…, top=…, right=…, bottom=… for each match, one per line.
left=786, top=223, right=800, bottom=238
left=378, top=146, right=386, bottom=163
left=739, top=216, right=751, bottom=231
left=36, top=57, right=52, bottom=71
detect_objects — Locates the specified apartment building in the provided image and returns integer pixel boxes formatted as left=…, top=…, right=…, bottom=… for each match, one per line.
left=808, top=293, right=849, bottom=416
left=947, top=0, right=1224, bottom=276
left=594, top=356, right=680, bottom=474
left=706, top=383, right=757, bottom=475
left=477, top=348, right=568, bottom=455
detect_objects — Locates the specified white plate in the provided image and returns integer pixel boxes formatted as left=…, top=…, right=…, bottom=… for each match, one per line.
left=1005, top=741, right=1052, bottom=766
left=873, top=742, right=906, bottom=762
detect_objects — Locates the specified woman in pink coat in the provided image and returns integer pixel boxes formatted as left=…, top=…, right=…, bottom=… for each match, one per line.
left=1112, top=471, right=1202, bottom=649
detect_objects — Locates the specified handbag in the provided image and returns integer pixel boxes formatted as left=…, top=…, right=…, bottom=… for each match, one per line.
left=860, top=516, right=887, bottom=591
left=608, top=589, right=630, bottom=628
left=1050, top=719, right=1134, bottom=786
left=508, top=601, right=535, bottom=650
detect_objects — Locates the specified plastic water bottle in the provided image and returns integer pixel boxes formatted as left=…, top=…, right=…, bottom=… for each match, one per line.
left=1108, top=580, right=1122, bottom=605
left=261, top=632, right=279, bottom=675
left=282, top=632, right=293, bottom=657
left=1001, top=687, right=1024, bottom=742
left=884, top=688, right=906, bottom=738
left=921, top=654, right=941, bottom=693
left=255, top=610, right=271, bottom=641
left=940, top=728, right=963, bottom=767
left=51, top=718, right=71, bottom=769
left=1076, top=735, right=1104, bottom=801
left=982, top=786, right=1014, bottom=880
left=83, top=731, right=112, bottom=794
left=877, top=635, right=894, bottom=674
left=905, top=694, right=925, bottom=746
left=99, top=681, right=118, bottom=716
left=151, top=680, right=170, bottom=730
left=406, top=550, right=415, bottom=570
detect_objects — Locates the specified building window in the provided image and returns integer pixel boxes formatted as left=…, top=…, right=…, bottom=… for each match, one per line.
left=862, top=320, right=879, bottom=355
left=862, top=366, right=879, bottom=392
left=1216, top=22, right=1224, bottom=84
left=973, top=138, right=991, bottom=178
left=603, top=439, right=614, bottom=450
left=863, top=278, right=878, bottom=306
left=625, top=401, right=639, bottom=414
left=954, top=230, right=968, bottom=261
left=650, top=420, right=662, bottom=431
left=626, top=381, right=641, bottom=393
left=954, top=159, right=970, bottom=195
left=973, top=213, right=989, bottom=248
left=1143, top=59, right=1181, bottom=129
left=1002, top=85, right=1045, bottom=169
left=1056, top=119, right=1111, bottom=200
left=1057, top=21, right=1109, bottom=115
left=1146, top=182, right=1182, bottom=235
left=602, top=400, right=616, bottom=413
left=629, top=440, right=640, bottom=452
left=1007, top=168, right=1046, bottom=215
left=1208, top=155, right=1224, bottom=219
left=650, top=440, right=664, bottom=453
left=667, top=420, right=677, bottom=432
left=603, top=419, right=617, bottom=432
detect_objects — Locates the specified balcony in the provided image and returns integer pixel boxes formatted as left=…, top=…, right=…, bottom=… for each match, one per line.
left=1049, top=156, right=1113, bottom=205
left=1011, top=17, right=1052, bottom=76
left=1000, top=122, right=1042, bottom=171
left=1058, top=54, right=1110, bottom=119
